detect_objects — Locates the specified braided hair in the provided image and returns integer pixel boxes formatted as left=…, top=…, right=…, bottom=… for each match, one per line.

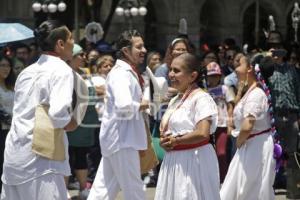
left=254, top=63, right=282, bottom=171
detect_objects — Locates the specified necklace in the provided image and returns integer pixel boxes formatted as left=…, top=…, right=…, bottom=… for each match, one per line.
left=175, top=84, right=199, bottom=110
left=161, top=83, right=199, bottom=134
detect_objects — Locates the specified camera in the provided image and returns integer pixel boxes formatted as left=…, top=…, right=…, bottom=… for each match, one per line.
left=0, top=108, right=12, bottom=125
left=271, top=49, right=287, bottom=58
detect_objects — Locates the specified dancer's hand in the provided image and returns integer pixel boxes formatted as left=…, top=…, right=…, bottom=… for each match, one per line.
left=160, top=135, right=171, bottom=151
left=236, top=139, right=245, bottom=148
left=139, top=99, right=149, bottom=111
left=139, top=150, right=146, bottom=157
left=227, top=118, right=234, bottom=136
left=95, top=85, right=106, bottom=96
left=160, top=134, right=178, bottom=151
left=227, top=126, right=233, bottom=136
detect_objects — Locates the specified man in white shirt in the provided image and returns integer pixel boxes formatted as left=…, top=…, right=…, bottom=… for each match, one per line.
left=1, top=20, right=78, bottom=200
left=88, top=30, right=148, bottom=200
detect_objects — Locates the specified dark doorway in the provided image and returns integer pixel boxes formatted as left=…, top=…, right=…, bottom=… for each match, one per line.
left=243, top=3, right=269, bottom=49
left=199, top=0, right=223, bottom=49
left=144, top=0, right=158, bottom=51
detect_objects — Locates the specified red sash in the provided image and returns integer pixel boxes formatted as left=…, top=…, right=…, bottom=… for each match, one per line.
left=172, top=139, right=210, bottom=151
left=247, top=128, right=271, bottom=140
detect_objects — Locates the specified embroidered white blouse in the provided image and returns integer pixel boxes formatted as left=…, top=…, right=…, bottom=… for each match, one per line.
left=162, top=90, right=218, bottom=137
left=232, top=87, right=271, bottom=137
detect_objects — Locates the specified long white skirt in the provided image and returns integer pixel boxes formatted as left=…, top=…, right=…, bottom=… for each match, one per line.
left=220, top=134, right=276, bottom=200
left=155, top=144, right=220, bottom=200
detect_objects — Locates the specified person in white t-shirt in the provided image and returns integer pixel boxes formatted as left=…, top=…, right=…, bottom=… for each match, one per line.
left=87, top=30, right=148, bottom=200
left=206, top=61, right=235, bottom=183
left=93, top=55, right=114, bottom=121
left=1, top=20, right=78, bottom=200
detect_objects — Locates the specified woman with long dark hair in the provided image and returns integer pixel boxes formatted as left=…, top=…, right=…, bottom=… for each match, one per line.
left=0, top=54, right=15, bottom=194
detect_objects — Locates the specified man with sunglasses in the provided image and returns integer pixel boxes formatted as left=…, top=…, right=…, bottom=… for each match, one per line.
left=266, top=30, right=300, bottom=199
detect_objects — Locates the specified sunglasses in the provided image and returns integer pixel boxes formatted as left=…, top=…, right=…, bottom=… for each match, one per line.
left=75, top=52, right=85, bottom=57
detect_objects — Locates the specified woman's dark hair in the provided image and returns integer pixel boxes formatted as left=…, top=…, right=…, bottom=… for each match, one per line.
left=34, top=20, right=69, bottom=52
left=202, top=50, right=218, bottom=60
left=201, top=50, right=219, bottom=67
left=258, top=56, right=275, bottom=80
left=0, top=54, right=16, bottom=90
left=146, top=51, right=161, bottom=66
left=164, top=38, right=192, bottom=67
left=115, top=29, right=142, bottom=59
left=176, top=53, right=206, bottom=88
left=287, top=48, right=300, bottom=63
left=254, top=62, right=279, bottom=142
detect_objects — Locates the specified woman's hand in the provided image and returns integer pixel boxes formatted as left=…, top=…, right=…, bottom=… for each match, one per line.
left=234, top=81, right=246, bottom=104
left=160, top=134, right=178, bottom=151
left=227, top=126, right=233, bottom=136
left=95, top=85, right=106, bottom=96
left=227, top=117, right=234, bottom=136
left=139, top=150, right=146, bottom=157
left=236, top=138, right=245, bottom=148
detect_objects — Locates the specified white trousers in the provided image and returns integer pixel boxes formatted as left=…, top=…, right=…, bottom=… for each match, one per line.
left=1, top=173, right=68, bottom=200
left=87, top=148, right=145, bottom=200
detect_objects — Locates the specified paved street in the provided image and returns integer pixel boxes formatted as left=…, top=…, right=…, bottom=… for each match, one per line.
left=70, top=188, right=287, bottom=199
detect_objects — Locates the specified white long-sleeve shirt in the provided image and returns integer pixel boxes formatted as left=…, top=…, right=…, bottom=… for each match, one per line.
left=99, top=59, right=147, bottom=157
left=2, top=54, right=73, bottom=185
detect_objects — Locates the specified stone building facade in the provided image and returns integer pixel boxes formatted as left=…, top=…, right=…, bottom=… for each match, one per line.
left=0, top=0, right=298, bottom=52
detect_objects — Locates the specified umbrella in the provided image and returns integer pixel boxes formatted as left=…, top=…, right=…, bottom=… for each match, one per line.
left=0, top=23, right=34, bottom=44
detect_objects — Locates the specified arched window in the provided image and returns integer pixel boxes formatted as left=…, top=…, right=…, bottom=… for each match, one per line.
left=243, top=3, right=269, bottom=49
left=144, top=0, right=158, bottom=51
left=199, top=0, right=223, bottom=47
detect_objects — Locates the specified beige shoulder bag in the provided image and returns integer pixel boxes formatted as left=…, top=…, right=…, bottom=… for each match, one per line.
left=31, top=70, right=88, bottom=161
left=32, top=104, right=65, bottom=161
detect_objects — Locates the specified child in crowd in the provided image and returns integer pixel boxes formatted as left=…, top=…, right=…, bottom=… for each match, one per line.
left=206, top=62, right=235, bottom=183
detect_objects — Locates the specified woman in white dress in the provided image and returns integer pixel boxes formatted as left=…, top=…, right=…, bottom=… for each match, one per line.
left=220, top=56, right=276, bottom=200
left=154, top=53, right=220, bottom=200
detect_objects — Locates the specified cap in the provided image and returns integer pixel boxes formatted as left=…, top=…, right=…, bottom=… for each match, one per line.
left=96, top=40, right=115, bottom=53
left=206, top=62, right=222, bottom=76
left=72, top=44, right=83, bottom=56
